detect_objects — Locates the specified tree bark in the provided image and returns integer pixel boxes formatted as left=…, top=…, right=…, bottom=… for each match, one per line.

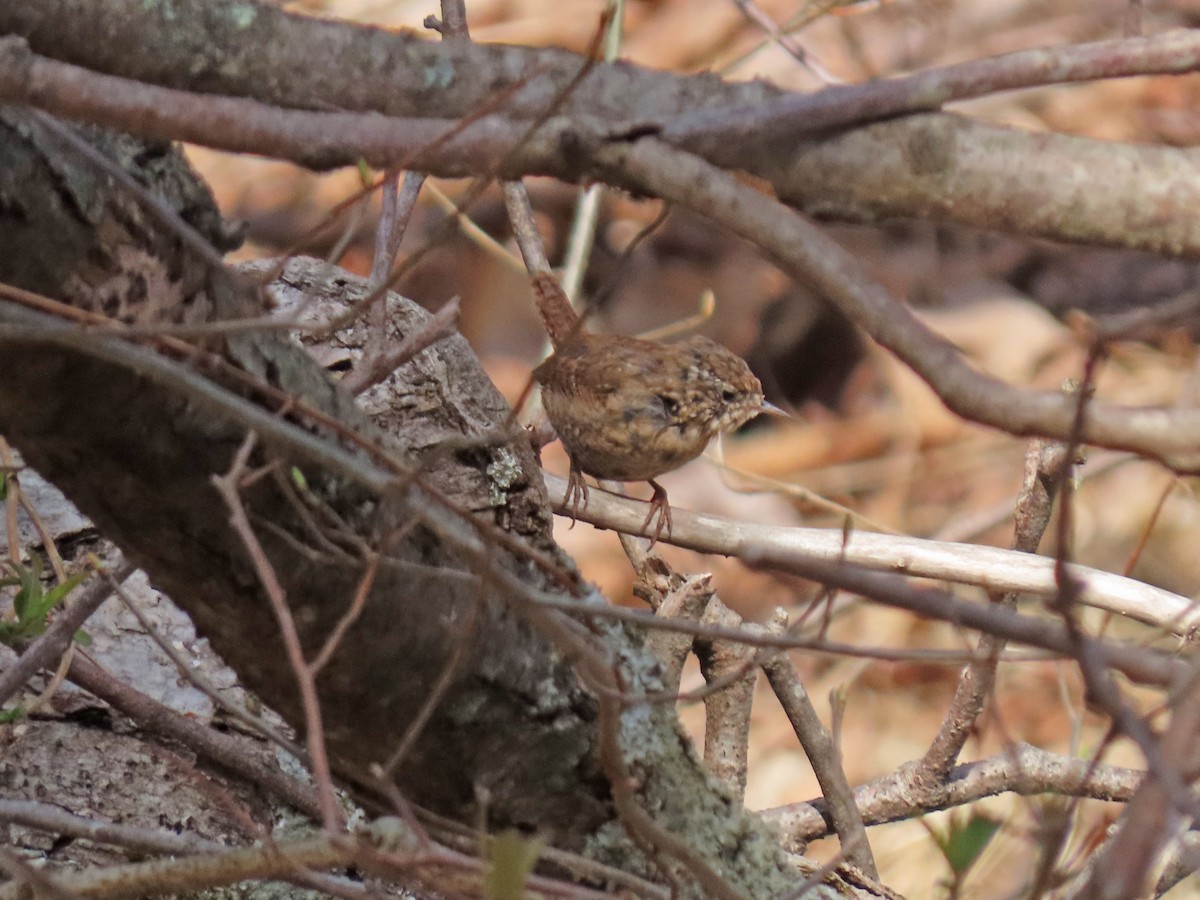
left=0, top=112, right=853, bottom=897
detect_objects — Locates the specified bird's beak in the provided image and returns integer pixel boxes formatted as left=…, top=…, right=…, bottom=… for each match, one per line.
left=758, top=400, right=792, bottom=419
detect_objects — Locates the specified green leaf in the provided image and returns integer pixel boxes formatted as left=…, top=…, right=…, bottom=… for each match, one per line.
left=73, top=629, right=92, bottom=647
left=941, top=813, right=1001, bottom=875
left=355, top=159, right=373, bottom=187
left=12, top=554, right=47, bottom=617
left=2, top=558, right=87, bottom=641
left=290, top=466, right=309, bottom=492
left=0, top=706, right=25, bottom=724
left=35, top=571, right=88, bottom=617
left=485, top=830, right=542, bottom=900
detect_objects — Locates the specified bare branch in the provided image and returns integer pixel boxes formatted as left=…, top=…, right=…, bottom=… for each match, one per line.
left=764, top=742, right=1144, bottom=848
left=588, top=137, right=1200, bottom=469
left=919, top=437, right=1073, bottom=780
left=761, top=611, right=875, bottom=876
left=659, top=30, right=1200, bottom=143
left=0, top=799, right=219, bottom=857
left=6, top=12, right=1200, bottom=255
left=543, top=473, right=1199, bottom=636
left=212, top=435, right=342, bottom=830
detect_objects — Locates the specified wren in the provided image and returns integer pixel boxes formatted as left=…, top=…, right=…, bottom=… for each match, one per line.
left=530, top=273, right=773, bottom=543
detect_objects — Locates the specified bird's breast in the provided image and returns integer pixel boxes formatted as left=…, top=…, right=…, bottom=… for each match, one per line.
left=543, top=388, right=711, bottom=481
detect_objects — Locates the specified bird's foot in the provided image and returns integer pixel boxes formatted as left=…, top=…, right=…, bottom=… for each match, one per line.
left=564, top=463, right=590, bottom=530
left=640, top=480, right=673, bottom=547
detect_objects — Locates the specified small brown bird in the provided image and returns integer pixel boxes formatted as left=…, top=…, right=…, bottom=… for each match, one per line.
left=532, top=275, right=776, bottom=542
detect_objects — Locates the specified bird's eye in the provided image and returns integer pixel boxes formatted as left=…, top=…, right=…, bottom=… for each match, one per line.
left=657, top=394, right=681, bottom=417
left=721, top=389, right=737, bottom=403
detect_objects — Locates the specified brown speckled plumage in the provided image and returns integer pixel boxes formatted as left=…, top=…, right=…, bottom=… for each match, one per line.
left=535, top=328, right=767, bottom=542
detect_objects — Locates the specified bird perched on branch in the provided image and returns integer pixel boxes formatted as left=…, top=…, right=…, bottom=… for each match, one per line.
left=530, top=272, right=778, bottom=543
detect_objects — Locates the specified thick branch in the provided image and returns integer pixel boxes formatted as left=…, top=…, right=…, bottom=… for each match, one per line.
left=543, top=474, right=1199, bottom=636
left=588, top=139, right=1200, bottom=469
left=4, top=1, right=1200, bottom=254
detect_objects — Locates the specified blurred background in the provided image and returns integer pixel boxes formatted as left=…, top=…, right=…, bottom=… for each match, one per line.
left=188, top=2, right=1200, bottom=893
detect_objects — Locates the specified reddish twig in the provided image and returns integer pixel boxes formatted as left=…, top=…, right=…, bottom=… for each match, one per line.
left=66, top=653, right=321, bottom=820
left=106, top=570, right=305, bottom=760
left=212, top=434, right=343, bottom=830
left=308, top=551, right=382, bottom=678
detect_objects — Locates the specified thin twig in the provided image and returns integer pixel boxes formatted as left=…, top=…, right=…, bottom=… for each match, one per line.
left=423, top=180, right=525, bottom=271
left=761, top=609, right=875, bottom=876
left=0, top=798, right=219, bottom=856
left=502, top=181, right=553, bottom=276
left=0, top=819, right=405, bottom=900
left=341, top=297, right=460, bottom=396
left=105, top=571, right=305, bottom=760
left=212, top=434, right=342, bottom=830
left=362, top=169, right=425, bottom=370
left=66, top=654, right=322, bottom=821
left=309, top=552, right=381, bottom=677
left=656, top=30, right=1200, bottom=143
left=919, top=436, right=1073, bottom=780
left=724, top=0, right=842, bottom=84
left=764, top=741, right=1144, bottom=848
